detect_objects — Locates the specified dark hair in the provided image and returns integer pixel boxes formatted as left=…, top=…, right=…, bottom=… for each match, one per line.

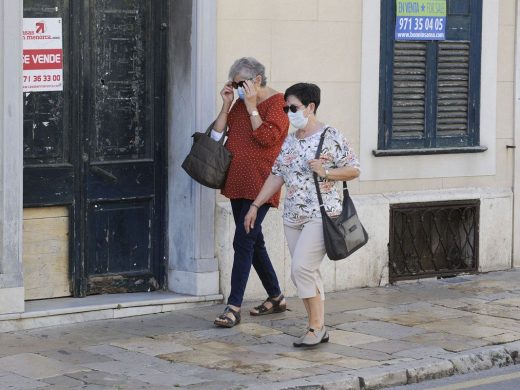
left=284, top=83, right=321, bottom=114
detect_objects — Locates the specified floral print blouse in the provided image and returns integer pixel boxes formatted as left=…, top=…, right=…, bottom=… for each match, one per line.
left=271, top=126, right=360, bottom=225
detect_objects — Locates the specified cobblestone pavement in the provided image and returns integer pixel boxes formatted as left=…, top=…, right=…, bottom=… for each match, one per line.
left=1, top=270, right=520, bottom=389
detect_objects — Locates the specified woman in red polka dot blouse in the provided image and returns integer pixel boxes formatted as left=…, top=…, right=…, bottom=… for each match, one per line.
left=212, top=57, right=289, bottom=328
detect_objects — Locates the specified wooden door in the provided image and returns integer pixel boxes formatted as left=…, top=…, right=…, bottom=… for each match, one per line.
left=23, top=0, right=167, bottom=297
left=79, top=0, right=166, bottom=295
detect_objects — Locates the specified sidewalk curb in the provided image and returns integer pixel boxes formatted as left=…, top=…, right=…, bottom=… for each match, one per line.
left=265, top=343, right=520, bottom=390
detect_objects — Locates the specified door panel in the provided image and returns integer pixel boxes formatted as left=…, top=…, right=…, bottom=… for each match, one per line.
left=86, top=164, right=155, bottom=198
left=82, top=0, right=165, bottom=294
left=23, top=91, right=66, bottom=163
left=24, top=166, right=74, bottom=205
left=88, top=200, right=152, bottom=275
left=23, top=0, right=72, bottom=207
left=86, top=199, right=157, bottom=294
left=91, top=0, right=152, bottom=162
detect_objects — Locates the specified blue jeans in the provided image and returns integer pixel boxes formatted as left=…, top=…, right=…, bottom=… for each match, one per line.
left=227, top=199, right=282, bottom=307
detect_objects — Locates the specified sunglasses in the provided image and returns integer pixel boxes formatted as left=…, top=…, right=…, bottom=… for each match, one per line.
left=231, top=79, right=253, bottom=89
left=283, top=104, right=305, bottom=114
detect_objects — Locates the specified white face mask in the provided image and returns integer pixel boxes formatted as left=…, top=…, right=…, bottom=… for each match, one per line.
left=237, top=86, right=245, bottom=100
left=288, top=109, right=308, bottom=129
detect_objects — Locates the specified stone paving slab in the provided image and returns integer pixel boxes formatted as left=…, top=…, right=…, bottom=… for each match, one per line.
left=327, top=329, right=387, bottom=346
left=462, top=302, right=520, bottom=319
left=0, top=372, right=50, bottom=389
left=335, top=319, right=428, bottom=339
left=41, top=374, right=85, bottom=388
left=416, top=317, right=507, bottom=338
left=1, top=270, right=520, bottom=389
left=37, top=348, right=115, bottom=365
left=0, top=353, right=87, bottom=380
left=66, top=370, right=160, bottom=389
left=354, top=339, right=425, bottom=354
left=109, top=335, right=192, bottom=356
left=0, top=333, right=50, bottom=358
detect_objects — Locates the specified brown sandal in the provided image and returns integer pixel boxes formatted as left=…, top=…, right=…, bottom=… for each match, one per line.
left=214, top=306, right=241, bottom=328
left=250, top=294, right=286, bottom=316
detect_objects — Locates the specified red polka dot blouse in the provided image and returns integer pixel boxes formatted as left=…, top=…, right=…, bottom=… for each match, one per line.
left=221, top=93, right=289, bottom=208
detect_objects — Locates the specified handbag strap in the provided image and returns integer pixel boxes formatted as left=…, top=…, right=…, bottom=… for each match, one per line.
left=312, top=127, right=348, bottom=214
left=203, top=121, right=227, bottom=145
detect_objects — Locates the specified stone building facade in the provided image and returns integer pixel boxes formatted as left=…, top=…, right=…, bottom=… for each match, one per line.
left=0, top=0, right=518, bottom=317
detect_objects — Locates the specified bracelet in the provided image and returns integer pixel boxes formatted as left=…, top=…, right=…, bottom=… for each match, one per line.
left=324, top=169, right=330, bottom=181
left=250, top=203, right=260, bottom=209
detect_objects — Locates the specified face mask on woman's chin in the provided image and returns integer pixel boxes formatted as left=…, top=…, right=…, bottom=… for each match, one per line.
left=237, top=86, right=245, bottom=100
left=288, top=110, right=309, bottom=129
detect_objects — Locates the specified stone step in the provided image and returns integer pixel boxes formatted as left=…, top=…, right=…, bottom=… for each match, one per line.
left=0, top=291, right=223, bottom=333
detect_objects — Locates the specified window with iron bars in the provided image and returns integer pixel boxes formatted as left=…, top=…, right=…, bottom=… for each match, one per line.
left=389, top=200, right=479, bottom=282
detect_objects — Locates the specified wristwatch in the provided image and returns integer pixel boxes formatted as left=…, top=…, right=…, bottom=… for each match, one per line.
left=250, top=110, right=259, bottom=117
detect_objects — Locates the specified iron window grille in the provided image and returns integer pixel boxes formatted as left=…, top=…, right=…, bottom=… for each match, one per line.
left=389, top=200, right=479, bottom=282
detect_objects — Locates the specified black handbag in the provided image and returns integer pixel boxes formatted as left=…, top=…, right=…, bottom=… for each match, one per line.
left=312, top=128, right=368, bottom=260
left=181, top=122, right=232, bottom=189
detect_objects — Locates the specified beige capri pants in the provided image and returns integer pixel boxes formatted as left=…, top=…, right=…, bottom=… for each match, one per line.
left=284, top=218, right=327, bottom=301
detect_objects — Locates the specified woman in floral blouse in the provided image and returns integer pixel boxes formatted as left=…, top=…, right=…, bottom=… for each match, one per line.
left=244, top=83, right=360, bottom=347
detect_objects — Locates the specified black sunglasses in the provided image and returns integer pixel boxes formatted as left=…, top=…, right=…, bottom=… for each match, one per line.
left=283, top=104, right=305, bottom=114
left=231, top=79, right=253, bottom=89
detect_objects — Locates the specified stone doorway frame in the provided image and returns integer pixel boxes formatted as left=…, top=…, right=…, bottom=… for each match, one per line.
left=165, top=0, right=220, bottom=296
left=514, top=0, right=520, bottom=268
left=0, top=1, right=24, bottom=314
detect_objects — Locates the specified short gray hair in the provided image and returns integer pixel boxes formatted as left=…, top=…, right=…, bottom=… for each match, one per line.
left=228, top=57, right=267, bottom=87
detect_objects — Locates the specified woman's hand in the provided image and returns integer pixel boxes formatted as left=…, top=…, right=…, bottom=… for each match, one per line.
left=242, top=79, right=258, bottom=111
left=220, top=82, right=234, bottom=106
left=308, top=162, right=361, bottom=182
left=244, top=206, right=258, bottom=234
left=244, top=175, right=284, bottom=234
left=308, top=159, right=326, bottom=178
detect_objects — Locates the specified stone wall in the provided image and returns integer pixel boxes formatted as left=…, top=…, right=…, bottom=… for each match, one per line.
left=216, top=188, right=513, bottom=301
left=214, top=0, right=516, bottom=301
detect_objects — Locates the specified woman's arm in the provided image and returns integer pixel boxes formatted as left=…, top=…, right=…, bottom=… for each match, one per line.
left=213, top=83, right=234, bottom=133
left=308, top=162, right=360, bottom=182
left=249, top=96, right=289, bottom=148
left=244, top=174, right=284, bottom=233
left=242, top=80, right=263, bottom=131
left=309, top=128, right=361, bottom=181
